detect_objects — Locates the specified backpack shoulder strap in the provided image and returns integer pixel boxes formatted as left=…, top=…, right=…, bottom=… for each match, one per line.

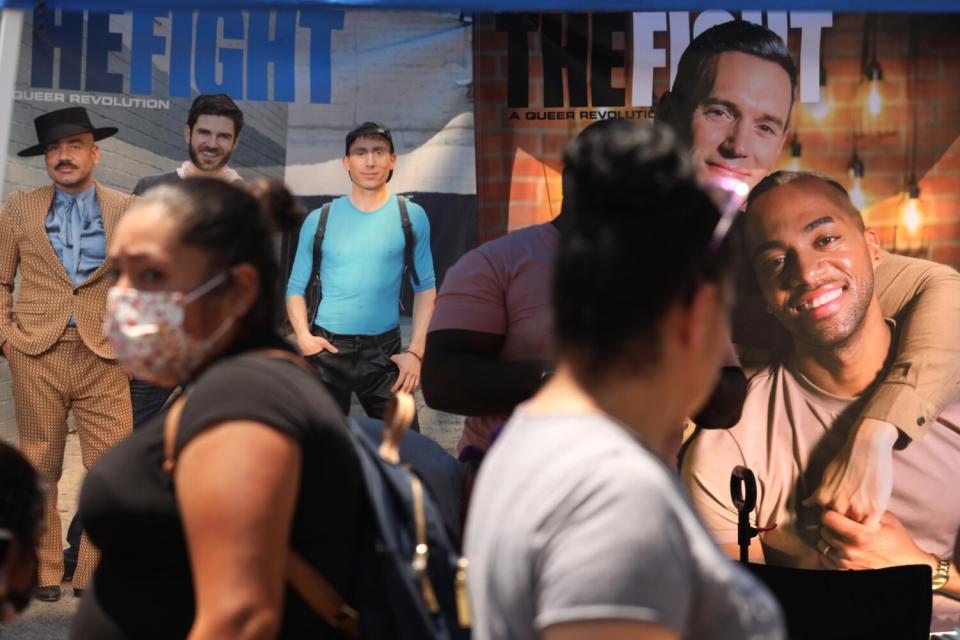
left=312, top=203, right=331, bottom=277
left=162, top=395, right=188, bottom=474
left=397, top=195, right=420, bottom=287
left=162, top=350, right=315, bottom=471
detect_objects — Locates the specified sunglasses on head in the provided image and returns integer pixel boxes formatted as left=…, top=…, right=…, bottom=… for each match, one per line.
left=702, top=176, right=750, bottom=255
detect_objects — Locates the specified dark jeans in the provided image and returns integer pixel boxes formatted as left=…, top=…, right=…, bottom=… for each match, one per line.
left=308, top=325, right=420, bottom=432
left=129, top=378, right=176, bottom=430
left=65, top=378, right=176, bottom=565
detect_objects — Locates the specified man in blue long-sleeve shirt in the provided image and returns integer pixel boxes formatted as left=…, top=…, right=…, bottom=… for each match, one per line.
left=286, top=122, right=436, bottom=427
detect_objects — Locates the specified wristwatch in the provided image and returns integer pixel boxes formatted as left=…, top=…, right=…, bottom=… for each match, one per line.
left=932, top=555, right=950, bottom=591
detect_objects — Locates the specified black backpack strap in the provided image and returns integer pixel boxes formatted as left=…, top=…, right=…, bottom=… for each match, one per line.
left=306, top=203, right=331, bottom=327
left=312, top=203, right=331, bottom=283
left=397, top=195, right=420, bottom=288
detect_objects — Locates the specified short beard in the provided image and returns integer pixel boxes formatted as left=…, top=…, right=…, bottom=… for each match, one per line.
left=790, top=271, right=875, bottom=352
left=795, top=306, right=864, bottom=350
left=188, top=143, right=231, bottom=173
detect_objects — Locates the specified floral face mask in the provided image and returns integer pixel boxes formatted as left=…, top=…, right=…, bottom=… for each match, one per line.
left=104, top=272, right=234, bottom=384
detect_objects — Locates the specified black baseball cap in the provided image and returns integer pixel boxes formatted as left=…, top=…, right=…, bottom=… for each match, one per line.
left=345, top=122, right=394, bottom=155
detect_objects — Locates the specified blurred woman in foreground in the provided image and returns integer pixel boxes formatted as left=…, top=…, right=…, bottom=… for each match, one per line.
left=0, top=441, right=43, bottom=623
left=465, top=120, right=785, bottom=640
left=72, top=178, right=367, bottom=639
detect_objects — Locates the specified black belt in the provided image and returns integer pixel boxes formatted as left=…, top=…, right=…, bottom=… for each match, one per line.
left=312, top=325, right=400, bottom=347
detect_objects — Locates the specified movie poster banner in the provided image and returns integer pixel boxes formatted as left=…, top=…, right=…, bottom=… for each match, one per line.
left=284, top=10, right=477, bottom=287
left=473, top=11, right=960, bottom=271
left=6, top=8, right=476, bottom=286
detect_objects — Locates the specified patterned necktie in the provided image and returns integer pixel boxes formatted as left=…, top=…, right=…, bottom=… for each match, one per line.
left=58, top=193, right=82, bottom=277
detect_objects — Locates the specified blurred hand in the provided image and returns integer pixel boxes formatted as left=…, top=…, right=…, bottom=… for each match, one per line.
left=1, top=340, right=9, bottom=360
left=804, top=418, right=897, bottom=526
left=818, top=510, right=929, bottom=571
left=390, top=351, right=421, bottom=394
left=297, top=334, right=338, bottom=357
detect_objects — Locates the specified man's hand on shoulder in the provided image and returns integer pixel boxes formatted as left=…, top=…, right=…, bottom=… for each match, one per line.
left=390, top=351, right=421, bottom=394
left=296, top=333, right=338, bottom=357
left=804, top=418, right=898, bottom=526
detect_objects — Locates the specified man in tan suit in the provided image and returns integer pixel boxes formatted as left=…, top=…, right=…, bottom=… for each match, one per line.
left=0, top=107, right=134, bottom=601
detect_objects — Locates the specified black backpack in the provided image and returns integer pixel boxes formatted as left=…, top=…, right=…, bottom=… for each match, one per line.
left=306, top=195, right=420, bottom=328
left=346, top=408, right=471, bottom=639
left=163, top=349, right=471, bottom=640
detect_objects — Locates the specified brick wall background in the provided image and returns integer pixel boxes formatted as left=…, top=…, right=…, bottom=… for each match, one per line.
left=787, top=13, right=960, bottom=267
left=474, top=12, right=960, bottom=269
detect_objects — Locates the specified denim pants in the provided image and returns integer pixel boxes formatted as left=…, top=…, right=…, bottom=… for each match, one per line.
left=129, top=379, right=176, bottom=430
left=307, top=325, right=420, bottom=432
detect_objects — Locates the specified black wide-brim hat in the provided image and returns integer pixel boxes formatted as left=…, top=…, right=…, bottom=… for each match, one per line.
left=18, top=106, right=118, bottom=157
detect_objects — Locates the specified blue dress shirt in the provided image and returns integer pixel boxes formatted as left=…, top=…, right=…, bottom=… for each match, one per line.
left=46, top=184, right=106, bottom=326
left=46, top=184, right=105, bottom=286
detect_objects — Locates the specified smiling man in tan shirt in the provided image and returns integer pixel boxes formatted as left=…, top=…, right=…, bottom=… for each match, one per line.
left=656, top=20, right=960, bottom=523
left=682, top=172, right=960, bottom=632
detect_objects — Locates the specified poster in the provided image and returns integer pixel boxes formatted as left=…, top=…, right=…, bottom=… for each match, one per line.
left=6, top=8, right=477, bottom=286
left=474, top=11, right=960, bottom=271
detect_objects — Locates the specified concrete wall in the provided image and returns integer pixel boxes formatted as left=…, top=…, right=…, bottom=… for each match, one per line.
left=284, top=10, right=476, bottom=197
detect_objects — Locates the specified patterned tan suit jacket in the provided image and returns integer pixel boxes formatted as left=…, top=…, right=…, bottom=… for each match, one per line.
left=0, top=182, right=136, bottom=358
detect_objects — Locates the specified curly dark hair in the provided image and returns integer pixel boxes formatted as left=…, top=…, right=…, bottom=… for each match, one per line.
left=187, top=94, right=244, bottom=137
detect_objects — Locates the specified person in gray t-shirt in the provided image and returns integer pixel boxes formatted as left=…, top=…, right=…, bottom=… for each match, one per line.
left=465, top=120, right=785, bottom=640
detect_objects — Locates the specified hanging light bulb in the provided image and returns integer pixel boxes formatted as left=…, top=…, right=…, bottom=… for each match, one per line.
left=898, top=175, right=925, bottom=251
left=865, top=58, right=884, bottom=117
left=807, top=64, right=832, bottom=122
left=860, top=55, right=890, bottom=135
left=848, top=150, right=866, bottom=212
left=903, top=178, right=923, bottom=235
left=789, top=133, right=802, bottom=172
